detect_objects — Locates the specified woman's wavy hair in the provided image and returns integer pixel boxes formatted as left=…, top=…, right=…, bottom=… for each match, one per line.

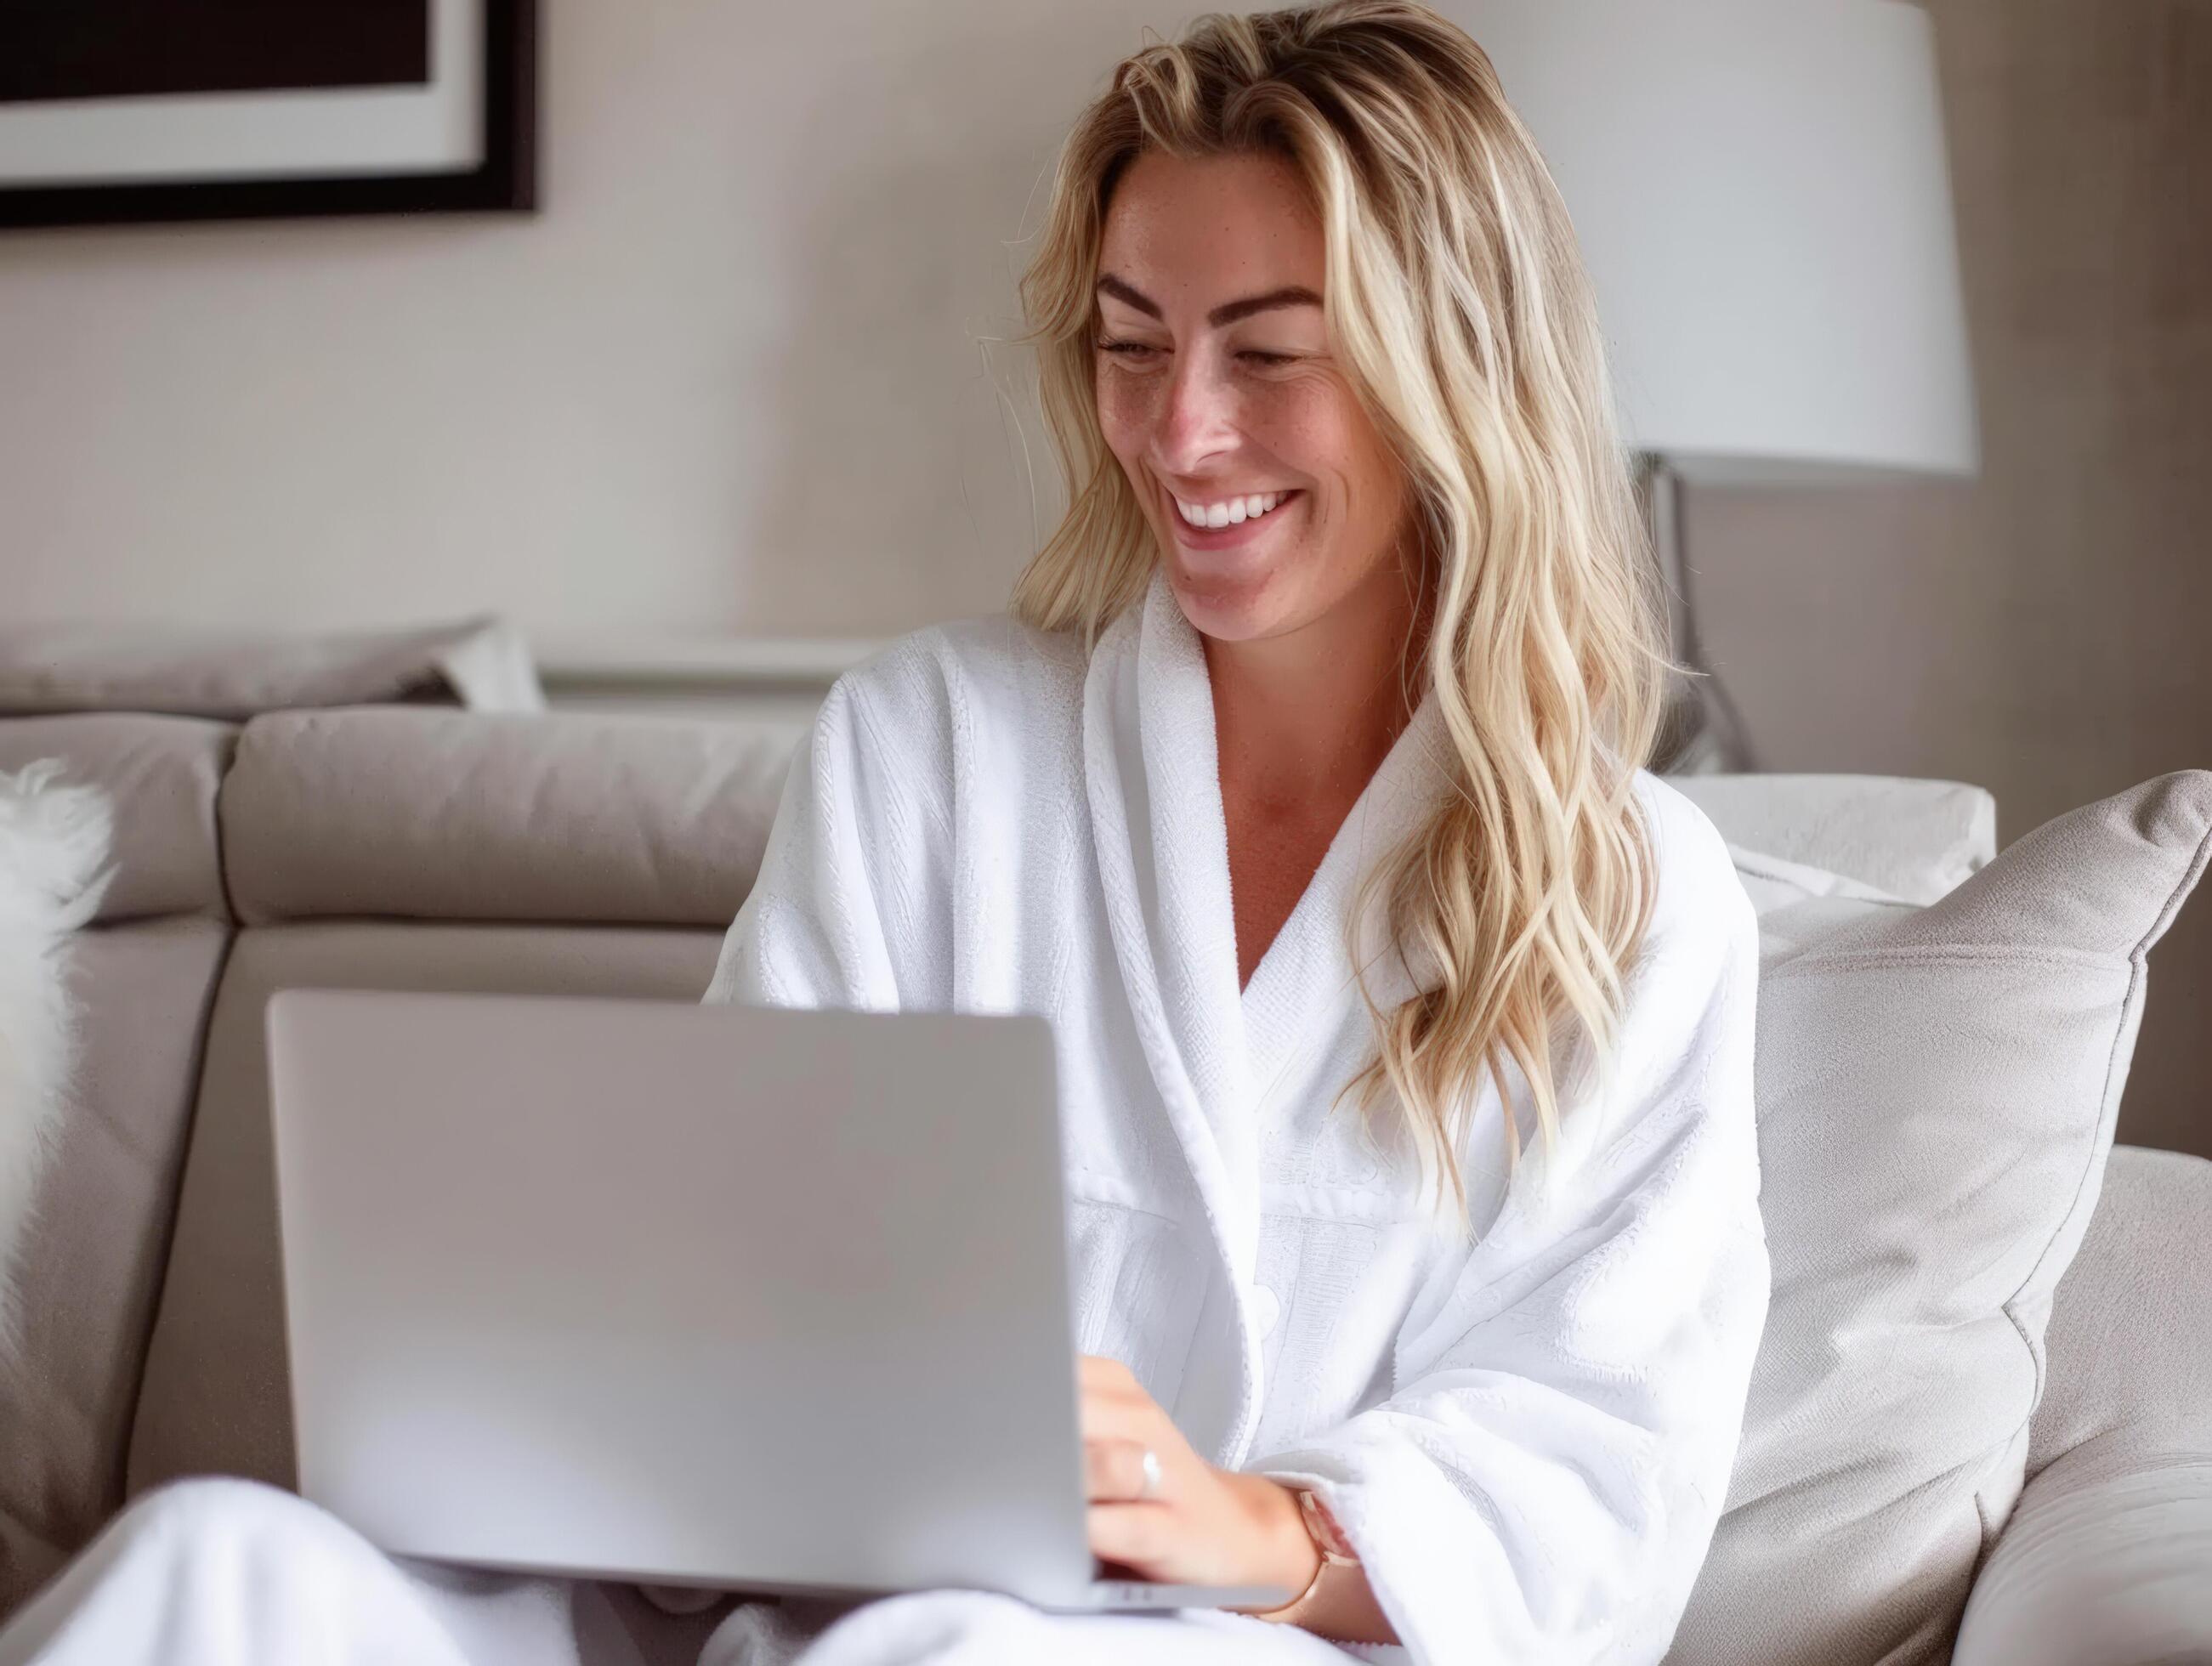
left=1010, top=0, right=1671, bottom=1212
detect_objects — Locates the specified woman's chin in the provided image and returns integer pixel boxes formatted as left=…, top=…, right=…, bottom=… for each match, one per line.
left=1162, top=554, right=1290, bottom=643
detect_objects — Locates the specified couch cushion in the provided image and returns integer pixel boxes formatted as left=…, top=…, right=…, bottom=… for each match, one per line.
left=0, top=617, right=540, bottom=720
left=0, top=917, right=229, bottom=1619
left=127, top=922, right=724, bottom=1499
left=1954, top=1147, right=2212, bottom=1666
left=2023, top=1144, right=2212, bottom=1479
left=221, top=710, right=791, bottom=928
left=1670, top=772, right=1997, bottom=905
left=1665, top=771, right=2212, bottom=1665
left=0, top=717, right=233, bottom=924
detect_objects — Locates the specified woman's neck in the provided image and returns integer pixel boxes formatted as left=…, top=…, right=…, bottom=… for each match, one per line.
left=1202, top=561, right=1428, bottom=808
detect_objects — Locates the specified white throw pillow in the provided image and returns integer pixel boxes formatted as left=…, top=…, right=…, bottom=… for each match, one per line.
left=1668, top=769, right=2212, bottom=1666
left=0, top=761, right=112, bottom=1360
left=1672, top=773, right=1997, bottom=905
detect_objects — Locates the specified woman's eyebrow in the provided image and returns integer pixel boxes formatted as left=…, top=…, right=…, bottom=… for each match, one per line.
left=1096, top=272, right=1324, bottom=328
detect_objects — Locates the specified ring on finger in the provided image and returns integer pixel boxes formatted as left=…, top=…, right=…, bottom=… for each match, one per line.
left=1137, top=1447, right=1162, bottom=1501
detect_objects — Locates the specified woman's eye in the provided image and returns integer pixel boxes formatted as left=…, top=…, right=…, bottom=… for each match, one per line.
left=1093, top=340, right=1296, bottom=370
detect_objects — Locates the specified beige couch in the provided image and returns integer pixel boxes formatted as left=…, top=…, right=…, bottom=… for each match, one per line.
left=0, top=705, right=786, bottom=1611
left=2, top=700, right=2207, bottom=1663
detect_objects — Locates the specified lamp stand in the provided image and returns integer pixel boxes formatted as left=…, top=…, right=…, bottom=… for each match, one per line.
left=1637, top=455, right=1755, bottom=775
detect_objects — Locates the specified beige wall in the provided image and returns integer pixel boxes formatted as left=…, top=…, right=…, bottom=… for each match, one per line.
left=3, top=1, right=2205, bottom=1151
left=0, top=0, right=1121, bottom=638
left=1691, top=0, right=2212, bottom=1157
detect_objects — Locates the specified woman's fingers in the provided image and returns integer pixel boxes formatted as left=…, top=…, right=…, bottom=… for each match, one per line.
left=1075, top=1356, right=1212, bottom=1583
left=1086, top=1503, right=1171, bottom=1575
left=1075, top=1387, right=1159, bottom=1444
left=1084, top=1437, right=1164, bottom=1504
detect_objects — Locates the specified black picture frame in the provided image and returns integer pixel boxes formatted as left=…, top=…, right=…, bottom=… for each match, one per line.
left=0, top=0, right=537, bottom=233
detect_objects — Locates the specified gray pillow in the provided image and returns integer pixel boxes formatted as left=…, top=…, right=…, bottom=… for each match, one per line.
left=0, top=617, right=541, bottom=719
left=1669, top=769, right=2212, bottom=1666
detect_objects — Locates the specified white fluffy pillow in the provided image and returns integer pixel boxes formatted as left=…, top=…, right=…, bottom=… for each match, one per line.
left=1672, top=774, right=1997, bottom=905
left=0, top=761, right=113, bottom=1357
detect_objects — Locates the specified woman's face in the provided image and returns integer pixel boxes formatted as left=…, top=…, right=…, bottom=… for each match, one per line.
left=1093, top=149, right=1412, bottom=646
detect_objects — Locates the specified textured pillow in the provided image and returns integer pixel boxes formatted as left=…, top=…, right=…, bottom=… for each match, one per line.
left=0, top=762, right=113, bottom=1359
left=1668, top=769, right=2212, bottom=1666
left=0, top=616, right=541, bottom=718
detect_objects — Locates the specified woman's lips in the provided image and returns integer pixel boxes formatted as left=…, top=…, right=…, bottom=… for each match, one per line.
left=1164, top=487, right=1303, bottom=554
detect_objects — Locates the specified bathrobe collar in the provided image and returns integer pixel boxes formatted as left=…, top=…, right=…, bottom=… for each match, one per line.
left=1081, top=568, right=1451, bottom=1454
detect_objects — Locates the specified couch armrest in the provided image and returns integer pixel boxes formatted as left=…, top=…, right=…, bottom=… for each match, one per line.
left=1954, top=1448, right=2212, bottom=1665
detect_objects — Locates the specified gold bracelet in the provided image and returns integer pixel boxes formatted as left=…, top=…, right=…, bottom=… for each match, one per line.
left=1244, top=1488, right=1358, bottom=1624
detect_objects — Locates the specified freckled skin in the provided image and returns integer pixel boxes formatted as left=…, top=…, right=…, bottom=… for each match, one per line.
left=1092, top=150, right=1414, bottom=648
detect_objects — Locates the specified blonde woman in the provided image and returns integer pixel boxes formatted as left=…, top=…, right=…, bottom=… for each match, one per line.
left=0, top=3, right=1764, bottom=1663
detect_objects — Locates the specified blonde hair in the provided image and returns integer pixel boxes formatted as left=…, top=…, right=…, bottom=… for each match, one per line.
left=1011, top=0, right=1670, bottom=1211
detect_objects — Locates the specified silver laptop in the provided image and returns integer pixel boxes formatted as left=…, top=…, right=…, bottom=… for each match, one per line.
left=264, top=988, right=1287, bottom=1613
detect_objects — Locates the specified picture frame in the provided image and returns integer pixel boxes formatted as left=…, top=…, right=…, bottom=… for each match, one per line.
left=0, top=0, right=537, bottom=232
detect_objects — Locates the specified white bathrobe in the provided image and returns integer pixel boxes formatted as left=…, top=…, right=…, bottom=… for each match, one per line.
left=0, top=571, right=1765, bottom=1666
left=704, top=570, right=1771, bottom=1664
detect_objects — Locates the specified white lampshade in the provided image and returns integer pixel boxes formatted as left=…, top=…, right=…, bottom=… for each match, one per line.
left=1453, top=0, right=1979, bottom=484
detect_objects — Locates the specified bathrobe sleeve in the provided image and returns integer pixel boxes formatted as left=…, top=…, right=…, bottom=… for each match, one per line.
left=1249, top=794, right=1768, bottom=1666
left=702, top=652, right=951, bottom=1013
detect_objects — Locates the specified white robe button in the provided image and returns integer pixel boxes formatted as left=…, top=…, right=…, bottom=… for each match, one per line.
left=1251, top=1284, right=1282, bottom=1338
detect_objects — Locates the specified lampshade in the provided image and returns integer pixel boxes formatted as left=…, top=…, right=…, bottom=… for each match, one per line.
left=1452, top=0, right=1979, bottom=484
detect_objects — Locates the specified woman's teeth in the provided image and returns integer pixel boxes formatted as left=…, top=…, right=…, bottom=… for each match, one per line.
left=1173, top=490, right=1293, bottom=530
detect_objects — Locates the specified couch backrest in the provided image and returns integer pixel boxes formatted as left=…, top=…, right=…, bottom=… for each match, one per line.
left=0, top=713, right=234, bottom=926
left=218, top=707, right=792, bottom=927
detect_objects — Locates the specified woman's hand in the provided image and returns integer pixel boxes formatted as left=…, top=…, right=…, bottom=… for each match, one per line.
left=1078, top=1354, right=1319, bottom=1597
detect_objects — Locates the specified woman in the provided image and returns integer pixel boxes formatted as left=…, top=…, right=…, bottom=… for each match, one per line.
left=0, top=3, right=1765, bottom=1663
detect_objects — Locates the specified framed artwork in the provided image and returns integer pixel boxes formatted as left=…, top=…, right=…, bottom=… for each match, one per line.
left=0, top=0, right=536, bottom=231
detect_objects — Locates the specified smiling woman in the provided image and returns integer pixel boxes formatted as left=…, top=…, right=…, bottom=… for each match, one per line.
left=978, top=0, right=1764, bottom=1655
left=0, top=6, right=1767, bottom=1666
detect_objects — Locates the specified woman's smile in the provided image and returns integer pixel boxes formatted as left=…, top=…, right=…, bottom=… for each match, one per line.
left=1161, top=480, right=1306, bottom=566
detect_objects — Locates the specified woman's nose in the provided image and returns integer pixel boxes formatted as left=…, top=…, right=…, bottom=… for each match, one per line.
left=1153, top=354, right=1239, bottom=475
